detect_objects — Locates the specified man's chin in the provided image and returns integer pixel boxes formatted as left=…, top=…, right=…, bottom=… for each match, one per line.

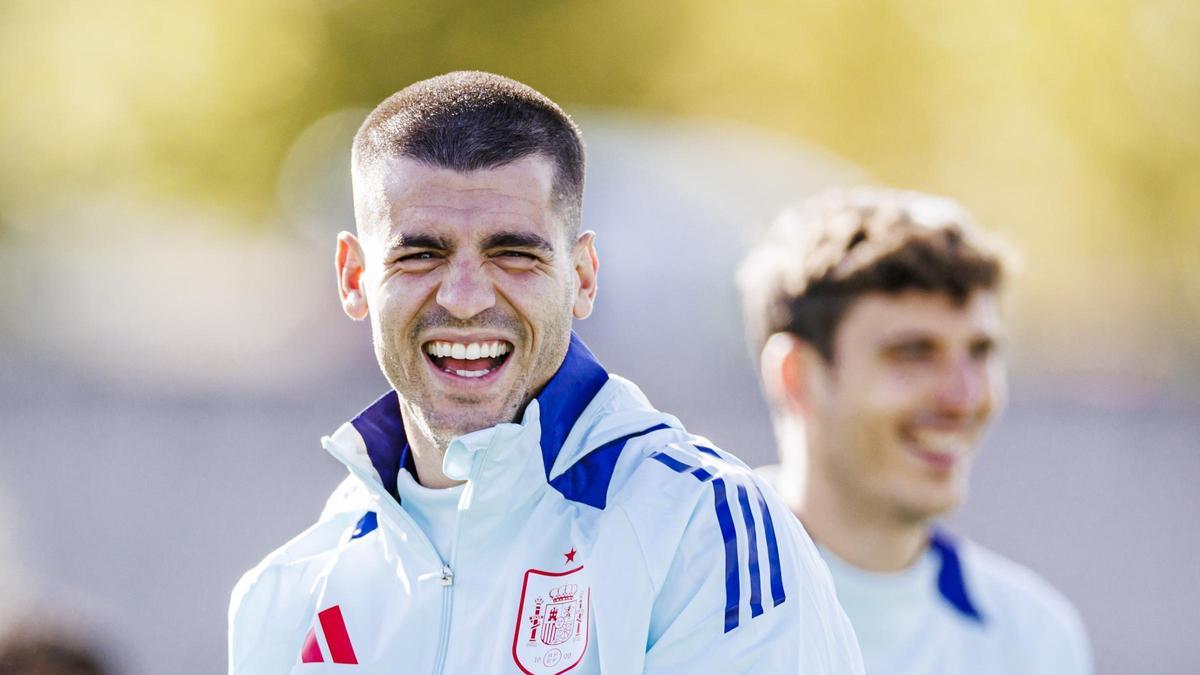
left=909, top=484, right=967, bottom=521
left=427, top=405, right=521, bottom=440
left=895, top=498, right=958, bottom=526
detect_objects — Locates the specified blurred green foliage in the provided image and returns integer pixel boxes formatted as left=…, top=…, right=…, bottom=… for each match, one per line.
left=1, top=0, right=1197, bottom=372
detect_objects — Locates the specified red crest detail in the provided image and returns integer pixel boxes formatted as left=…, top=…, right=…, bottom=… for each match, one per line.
left=512, top=565, right=590, bottom=675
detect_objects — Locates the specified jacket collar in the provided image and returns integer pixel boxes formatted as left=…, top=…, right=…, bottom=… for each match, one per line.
left=348, top=390, right=413, bottom=499
left=928, top=528, right=985, bottom=623
left=531, top=333, right=610, bottom=478
left=345, top=332, right=609, bottom=497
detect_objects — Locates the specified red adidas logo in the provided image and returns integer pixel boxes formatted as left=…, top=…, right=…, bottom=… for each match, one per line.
left=300, top=605, right=359, bottom=665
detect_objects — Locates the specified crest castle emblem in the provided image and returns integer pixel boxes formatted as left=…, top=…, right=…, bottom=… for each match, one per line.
left=512, top=565, right=590, bottom=674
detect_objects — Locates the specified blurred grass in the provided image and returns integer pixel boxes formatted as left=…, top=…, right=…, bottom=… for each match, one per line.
left=1, top=0, right=1196, bottom=378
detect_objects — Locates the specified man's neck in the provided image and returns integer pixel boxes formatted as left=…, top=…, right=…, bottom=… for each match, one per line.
left=782, top=456, right=928, bottom=573
left=406, top=432, right=464, bottom=489
left=398, top=403, right=466, bottom=490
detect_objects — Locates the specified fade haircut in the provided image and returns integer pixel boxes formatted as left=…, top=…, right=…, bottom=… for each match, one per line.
left=352, top=71, right=586, bottom=237
left=738, top=186, right=1014, bottom=361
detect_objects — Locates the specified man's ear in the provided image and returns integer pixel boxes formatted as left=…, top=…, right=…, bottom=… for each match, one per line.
left=571, top=230, right=599, bottom=320
left=336, top=231, right=369, bottom=321
left=760, top=332, right=823, bottom=415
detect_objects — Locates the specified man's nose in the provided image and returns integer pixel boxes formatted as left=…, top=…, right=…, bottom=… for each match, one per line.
left=435, top=260, right=496, bottom=319
left=937, top=358, right=992, bottom=417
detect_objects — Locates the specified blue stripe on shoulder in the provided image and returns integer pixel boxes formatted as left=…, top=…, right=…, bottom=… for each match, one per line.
left=349, top=511, right=377, bottom=541
left=711, top=478, right=741, bottom=633
left=929, top=529, right=985, bottom=624
left=647, top=444, right=788, bottom=632
left=751, top=483, right=786, bottom=607
left=649, top=451, right=692, bottom=473
left=735, top=483, right=764, bottom=618
left=649, top=451, right=714, bottom=482
left=549, top=424, right=670, bottom=509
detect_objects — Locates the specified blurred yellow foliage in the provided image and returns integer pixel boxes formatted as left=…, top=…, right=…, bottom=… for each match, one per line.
left=1, top=0, right=1196, bottom=375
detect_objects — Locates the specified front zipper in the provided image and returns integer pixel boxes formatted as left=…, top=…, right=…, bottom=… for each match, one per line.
left=430, top=563, right=454, bottom=674
left=363, top=489, right=462, bottom=675
left=431, top=480, right=470, bottom=675
left=324, top=451, right=456, bottom=674
left=323, top=430, right=505, bottom=673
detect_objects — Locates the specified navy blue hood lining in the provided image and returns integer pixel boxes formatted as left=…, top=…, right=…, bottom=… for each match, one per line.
left=349, top=390, right=413, bottom=499
left=533, top=333, right=610, bottom=478
left=347, top=332, right=609, bottom=499
left=929, top=528, right=985, bottom=624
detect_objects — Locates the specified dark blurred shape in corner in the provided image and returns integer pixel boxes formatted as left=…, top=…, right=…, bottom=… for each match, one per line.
left=0, top=623, right=115, bottom=675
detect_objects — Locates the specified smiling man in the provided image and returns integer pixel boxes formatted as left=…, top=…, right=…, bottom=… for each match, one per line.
left=227, top=72, right=863, bottom=674
left=738, top=187, right=1091, bottom=674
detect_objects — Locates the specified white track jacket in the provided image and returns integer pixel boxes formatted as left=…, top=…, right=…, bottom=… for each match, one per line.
left=229, top=335, right=864, bottom=674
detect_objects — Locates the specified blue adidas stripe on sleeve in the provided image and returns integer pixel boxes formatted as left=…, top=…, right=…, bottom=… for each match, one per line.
left=648, top=446, right=787, bottom=633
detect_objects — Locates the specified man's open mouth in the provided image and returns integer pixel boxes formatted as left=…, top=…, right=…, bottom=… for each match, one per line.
left=424, top=340, right=513, bottom=379
left=900, top=423, right=976, bottom=469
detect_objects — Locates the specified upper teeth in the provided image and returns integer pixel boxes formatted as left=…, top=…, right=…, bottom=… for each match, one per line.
left=912, top=430, right=966, bottom=455
left=425, top=341, right=511, bottom=360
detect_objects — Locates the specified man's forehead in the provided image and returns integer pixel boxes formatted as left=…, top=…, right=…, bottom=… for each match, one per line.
left=843, top=290, right=1001, bottom=341
left=361, top=155, right=561, bottom=239
left=384, top=155, right=551, bottom=203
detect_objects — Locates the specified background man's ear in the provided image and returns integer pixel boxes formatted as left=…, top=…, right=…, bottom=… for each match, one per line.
left=760, top=332, right=822, bottom=415
left=572, top=230, right=599, bottom=320
left=336, top=231, right=369, bottom=321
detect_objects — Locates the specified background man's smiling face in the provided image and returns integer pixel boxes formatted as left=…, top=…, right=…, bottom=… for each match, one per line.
left=348, top=154, right=596, bottom=445
left=807, top=290, right=1007, bottom=522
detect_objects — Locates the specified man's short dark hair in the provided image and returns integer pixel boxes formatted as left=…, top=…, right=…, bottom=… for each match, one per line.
left=738, top=186, right=1014, bottom=361
left=352, top=71, right=586, bottom=235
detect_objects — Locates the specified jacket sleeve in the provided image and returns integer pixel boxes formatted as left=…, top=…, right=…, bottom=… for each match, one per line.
left=228, top=562, right=299, bottom=674
left=1054, top=607, right=1093, bottom=675
left=227, top=516, right=349, bottom=674
left=642, top=471, right=864, bottom=674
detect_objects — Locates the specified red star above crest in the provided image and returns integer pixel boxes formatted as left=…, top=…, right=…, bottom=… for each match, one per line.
left=564, top=548, right=577, bottom=564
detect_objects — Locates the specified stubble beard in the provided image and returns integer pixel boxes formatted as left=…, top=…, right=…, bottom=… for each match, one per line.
left=372, top=304, right=575, bottom=452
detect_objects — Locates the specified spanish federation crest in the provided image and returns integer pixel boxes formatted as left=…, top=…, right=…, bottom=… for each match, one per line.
left=512, top=565, right=590, bottom=674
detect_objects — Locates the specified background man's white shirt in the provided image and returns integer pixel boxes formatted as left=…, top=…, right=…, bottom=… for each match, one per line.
left=821, top=531, right=1092, bottom=675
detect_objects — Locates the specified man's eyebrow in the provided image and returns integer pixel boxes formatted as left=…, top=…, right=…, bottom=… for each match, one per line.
left=481, top=231, right=555, bottom=253
left=878, top=330, right=939, bottom=346
left=385, top=233, right=452, bottom=251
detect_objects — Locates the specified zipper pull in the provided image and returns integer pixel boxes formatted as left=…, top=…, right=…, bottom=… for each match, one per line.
left=440, top=564, right=454, bottom=587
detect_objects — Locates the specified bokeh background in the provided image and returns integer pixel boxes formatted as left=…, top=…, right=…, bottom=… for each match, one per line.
left=1, top=1, right=1197, bottom=673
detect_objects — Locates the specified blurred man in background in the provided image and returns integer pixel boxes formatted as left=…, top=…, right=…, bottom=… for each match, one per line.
left=738, top=187, right=1092, bottom=674
left=0, top=625, right=113, bottom=675
left=1, top=518, right=117, bottom=675
left=228, top=72, right=863, bottom=673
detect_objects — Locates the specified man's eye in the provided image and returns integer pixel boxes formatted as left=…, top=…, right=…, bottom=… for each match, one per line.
left=398, top=252, right=439, bottom=262
left=493, top=251, right=540, bottom=268
left=969, top=339, right=996, bottom=360
left=888, top=341, right=936, bottom=361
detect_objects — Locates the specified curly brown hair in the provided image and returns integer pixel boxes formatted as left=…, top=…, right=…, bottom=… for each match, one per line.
left=738, top=187, right=1015, bottom=361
